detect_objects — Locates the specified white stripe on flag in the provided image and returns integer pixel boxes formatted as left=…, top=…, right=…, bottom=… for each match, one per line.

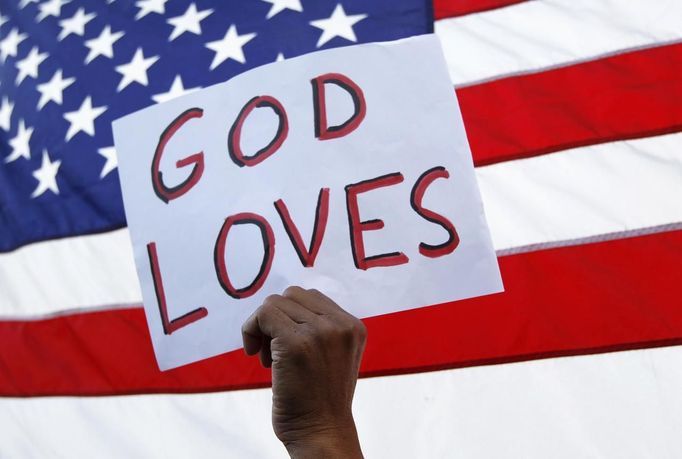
left=435, top=0, right=682, bottom=85
left=1, top=346, right=681, bottom=458
left=1, top=133, right=680, bottom=317
left=0, top=229, right=141, bottom=316
left=478, top=132, right=682, bottom=252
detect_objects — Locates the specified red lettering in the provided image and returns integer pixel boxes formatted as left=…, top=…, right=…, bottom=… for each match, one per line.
left=151, top=108, right=205, bottom=204
left=312, top=72, right=366, bottom=141
left=274, top=188, right=330, bottom=267
left=228, top=95, right=289, bottom=167
left=214, top=212, right=276, bottom=299
left=345, top=172, right=409, bottom=270
left=411, top=166, right=459, bottom=258
left=147, top=242, right=208, bottom=335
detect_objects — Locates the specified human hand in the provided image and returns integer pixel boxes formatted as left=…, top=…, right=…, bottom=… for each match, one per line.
left=242, top=286, right=366, bottom=458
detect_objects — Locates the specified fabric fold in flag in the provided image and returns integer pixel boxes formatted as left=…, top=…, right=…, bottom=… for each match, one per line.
left=459, top=43, right=682, bottom=166
left=433, top=0, right=528, bottom=19
left=436, top=0, right=682, bottom=86
left=3, top=131, right=682, bottom=317
left=2, top=228, right=681, bottom=397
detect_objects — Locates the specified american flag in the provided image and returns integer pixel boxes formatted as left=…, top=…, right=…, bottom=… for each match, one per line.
left=0, top=0, right=429, bottom=250
left=1, top=0, right=682, bottom=457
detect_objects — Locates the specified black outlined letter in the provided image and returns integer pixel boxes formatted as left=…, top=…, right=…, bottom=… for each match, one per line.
left=147, top=242, right=208, bottom=335
left=411, top=166, right=459, bottom=258
left=228, top=96, right=289, bottom=167
left=274, top=188, right=330, bottom=267
left=214, top=213, right=276, bottom=299
left=312, top=73, right=366, bottom=141
left=151, top=108, right=205, bottom=203
left=345, top=173, right=409, bottom=270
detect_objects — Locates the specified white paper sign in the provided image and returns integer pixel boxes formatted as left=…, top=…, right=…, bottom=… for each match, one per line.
left=113, top=35, right=503, bottom=370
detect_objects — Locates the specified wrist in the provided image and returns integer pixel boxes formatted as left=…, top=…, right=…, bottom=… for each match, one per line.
left=283, top=420, right=363, bottom=459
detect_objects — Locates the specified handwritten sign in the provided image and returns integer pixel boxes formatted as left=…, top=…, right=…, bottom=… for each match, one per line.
left=113, top=35, right=503, bottom=370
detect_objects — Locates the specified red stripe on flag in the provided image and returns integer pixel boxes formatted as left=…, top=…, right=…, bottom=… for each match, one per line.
left=1, top=229, right=681, bottom=397
left=459, top=43, right=682, bottom=167
left=433, top=0, right=529, bottom=19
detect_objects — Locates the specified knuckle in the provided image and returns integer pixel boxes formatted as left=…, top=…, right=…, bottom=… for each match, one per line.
left=259, top=298, right=280, bottom=317
left=338, top=320, right=357, bottom=338
left=263, top=294, right=282, bottom=306
left=282, top=285, right=304, bottom=298
left=310, top=288, right=333, bottom=304
left=339, top=317, right=367, bottom=346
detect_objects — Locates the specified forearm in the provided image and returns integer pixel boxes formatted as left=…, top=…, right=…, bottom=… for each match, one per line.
left=242, top=287, right=366, bottom=458
left=284, top=423, right=363, bottom=459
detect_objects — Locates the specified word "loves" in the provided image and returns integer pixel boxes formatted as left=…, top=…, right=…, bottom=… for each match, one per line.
left=147, top=72, right=459, bottom=335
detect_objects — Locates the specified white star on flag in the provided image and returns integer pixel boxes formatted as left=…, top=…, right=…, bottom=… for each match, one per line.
left=262, top=0, right=303, bottom=19
left=15, top=47, right=48, bottom=85
left=276, top=52, right=285, bottom=62
left=0, top=14, right=7, bottom=28
left=310, top=4, right=367, bottom=48
left=135, top=0, right=168, bottom=20
left=63, top=96, right=107, bottom=141
left=152, top=75, right=200, bottom=103
left=115, top=48, right=159, bottom=92
left=167, top=4, right=213, bottom=41
left=0, top=28, right=28, bottom=62
left=84, top=25, right=124, bottom=64
left=18, top=0, right=39, bottom=8
left=31, top=150, right=61, bottom=198
left=37, top=0, right=71, bottom=22
left=0, top=97, right=13, bottom=131
left=5, top=120, right=34, bottom=163
left=59, top=7, right=96, bottom=41
left=97, top=146, right=118, bottom=179
left=206, top=25, right=256, bottom=69
left=36, top=69, right=75, bottom=109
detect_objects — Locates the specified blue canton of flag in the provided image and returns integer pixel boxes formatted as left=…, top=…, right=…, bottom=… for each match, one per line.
left=0, top=0, right=432, bottom=252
